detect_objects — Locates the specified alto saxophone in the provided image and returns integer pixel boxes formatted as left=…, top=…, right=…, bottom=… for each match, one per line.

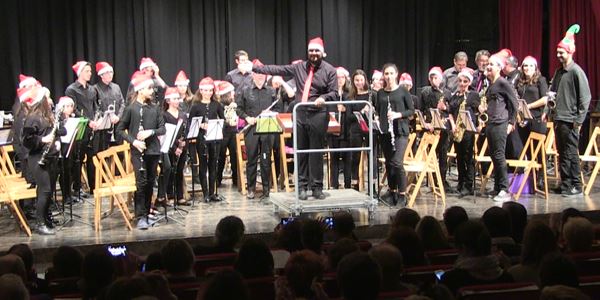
left=478, top=86, right=489, bottom=125
left=453, top=93, right=467, bottom=143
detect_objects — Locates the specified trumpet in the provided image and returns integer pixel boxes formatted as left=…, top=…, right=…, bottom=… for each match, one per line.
left=478, top=86, right=489, bottom=125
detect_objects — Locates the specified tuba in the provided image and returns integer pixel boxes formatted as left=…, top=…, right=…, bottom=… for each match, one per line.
left=453, top=93, right=467, bottom=143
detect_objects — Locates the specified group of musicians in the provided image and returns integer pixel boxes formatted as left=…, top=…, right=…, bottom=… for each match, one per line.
left=10, top=25, right=592, bottom=235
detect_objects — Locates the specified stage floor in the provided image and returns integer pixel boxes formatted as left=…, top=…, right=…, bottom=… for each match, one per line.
left=2, top=177, right=600, bottom=253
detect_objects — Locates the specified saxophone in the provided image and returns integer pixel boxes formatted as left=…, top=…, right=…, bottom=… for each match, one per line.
left=478, top=86, right=489, bottom=125
left=453, top=93, right=467, bottom=143
left=223, top=102, right=238, bottom=127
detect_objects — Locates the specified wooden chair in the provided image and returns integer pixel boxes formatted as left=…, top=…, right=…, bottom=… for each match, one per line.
left=0, top=145, right=19, bottom=178
left=506, top=132, right=548, bottom=200
left=474, top=136, right=494, bottom=193
left=404, top=132, right=444, bottom=207
left=580, top=126, right=600, bottom=195
left=235, top=132, right=277, bottom=195
left=92, top=146, right=136, bottom=232
left=0, top=168, right=35, bottom=236
left=545, top=122, right=560, bottom=182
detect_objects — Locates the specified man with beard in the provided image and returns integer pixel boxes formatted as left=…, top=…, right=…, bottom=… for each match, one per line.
left=542, top=24, right=591, bottom=197
left=471, top=50, right=490, bottom=92
left=251, top=37, right=337, bottom=200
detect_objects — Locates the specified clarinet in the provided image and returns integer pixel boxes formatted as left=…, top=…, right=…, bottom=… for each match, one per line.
left=387, top=96, right=395, bottom=151
left=39, top=106, right=64, bottom=165
left=138, top=105, right=146, bottom=172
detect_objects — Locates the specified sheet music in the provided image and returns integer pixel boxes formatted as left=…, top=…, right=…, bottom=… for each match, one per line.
left=96, top=114, right=112, bottom=130
left=205, top=119, right=224, bottom=141
left=61, top=117, right=83, bottom=143
left=160, top=123, right=177, bottom=153
left=186, top=116, right=202, bottom=139
left=459, top=110, right=477, bottom=132
left=0, top=128, right=12, bottom=146
left=429, top=108, right=447, bottom=130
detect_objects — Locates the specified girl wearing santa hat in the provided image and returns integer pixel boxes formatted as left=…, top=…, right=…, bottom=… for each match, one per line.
left=329, top=67, right=353, bottom=189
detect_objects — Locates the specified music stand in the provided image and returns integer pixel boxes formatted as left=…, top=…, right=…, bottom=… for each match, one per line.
left=185, top=117, right=202, bottom=205
left=414, top=109, right=430, bottom=131
left=255, top=112, right=283, bottom=134
left=518, top=99, right=534, bottom=121
left=458, top=110, right=477, bottom=133
left=156, top=120, right=186, bottom=225
left=204, top=119, right=225, bottom=201
left=0, top=128, right=12, bottom=146
left=429, top=108, right=447, bottom=130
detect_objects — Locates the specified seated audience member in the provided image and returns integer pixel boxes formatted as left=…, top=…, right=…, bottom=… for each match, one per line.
left=501, top=201, right=528, bottom=243
left=332, top=211, right=357, bottom=241
left=416, top=216, right=451, bottom=251
left=194, top=216, right=245, bottom=255
left=7, top=244, right=35, bottom=281
left=274, top=218, right=304, bottom=253
left=301, top=219, right=325, bottom=255
left=562, top=217, right=594, bottom=253
left=418, top=284, right=455, bottom=300
left=440, top=221, right=513, bottom=295
left=0, top=274, right=29, bottom=300
left=327, top=238, right=359, bottom=271
left=481, top=207, right=521, bottom=257
left=79, top=247, right=115, bottom=299
left=144, top=251, right=163, bottom=272
left=538, top=253, right=579, bottom=288
left=161, top=239, right=197, bottom=283
left=0, top=254, right=27, bottom=283
left=234, top=238, right=275, bottom=279
left=540, top=284, right=591, bottom=300
left=46, top=246, right=84, bottom=280
left=102, top=276, right=154, bottom=300
left=337, top=252, right=382, bottom=300
left=139, top=272, right=177, bottom=300
left=443, top=206, right=468, bottom=239
left=386, top=227, right=427, bottom=267
left=508, top=221, right=559, bottom=283
left=369, top=243, right=415, bottom=293
left=276, top=250, right=327, bottom=300
left=203, top=270, right=249, bottom=300
left=391, top=208, right=421, bottom=230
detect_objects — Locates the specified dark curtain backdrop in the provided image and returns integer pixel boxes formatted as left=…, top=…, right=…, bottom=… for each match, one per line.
left=498, top=0, right=543, bottom=63
left=0, top=0, right=498, bottom=110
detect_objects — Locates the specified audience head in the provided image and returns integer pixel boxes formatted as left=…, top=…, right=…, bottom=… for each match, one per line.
left=327, top=238, right=359, bottom=270
left=234, top=238, right=274, bottom=278
left=481, top=206, right=512, bottom=238
left=81, top=247, right=115, bottom=298
left=276, top=218, right=304, bottom=252
left=520, top=221, right=559, bottom=266
left=203, top=270, right=249, bottom=300
left=416, top=216, right=450, bottom=251
left=540, top=285, right=590, bottom=300
left=386, top=227, right=426, bottom=267
left=0, top=254, right=27, bottom=283
left=104, top=276, right=153, bottom=300
left=560, top=208, right=584, bottom=232
left=501, top=201, right=528, bottom=243
left=337, top=252, right=381, bottom=300
left=215, top=216, right=245, bottom=250
left=454, top=221, right=492, bottom=257
left=563, top=217, right=594, bottom=252
left=7, top=244, right=33, bottom=276
left=144, top=251, right=163, bottom=272
left=0, top=274, right=29, bottom=300
left=161, top=239, right=195, bottom=277
left=301, top=219, right=325, bottom=254
left=369, top=243, right=403, bottom=292
left=391, top=208, right=421, bottom=230
left=539, top=253, right=579, bottom=288
left=284, top=250, right=325, bottom=298
left=332, top=211, right=356, bottom=240
left=443, top=206, right=468, bottom=237
left=51, top=246, right=83, bottom=279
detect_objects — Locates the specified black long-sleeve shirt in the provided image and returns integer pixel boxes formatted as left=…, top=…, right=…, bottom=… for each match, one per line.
left=418, top=86, right=452, bottom=122
left=225, top=69, right=253, bottom=98
left=376, top=87, right=415, bottom=136
left=65, top=81, right=98, bottom=120
left=253, top=60, right=337, bottom=113
left=22, top=114, right=66, bottom=157
left=237, top=82, right=281, bottom=120
left=486, top=77, right=518, bottom=125
left=517, top=76, right=548, bottom=119
left=188, top=101, right=225, bottom=142
left=95, top=81, right=125, bottom=118
left=449, top=90, right=481, bottom=126
left=116, top=101, right=166, bottom=155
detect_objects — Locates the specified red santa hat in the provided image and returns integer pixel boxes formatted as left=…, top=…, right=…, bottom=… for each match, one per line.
left=216, top=81, right=235, bottom=96
left=139, top=57, right=157, bottom=71
left=428, top=66, right=443, bottom=78
left=95, top=62, right=113, bottom=76
left=17, top=85, right=45, bottom=105
left=56, top=96, right=75, bottom=111
left=18, top=74, right=40, bottom=89
left=497, top=48, right=513, bottom=59
left=371, top=70, right=382, bottom=81
left=522, top=56, right=538, bottom=67
left=174, top=70, right=190, bottom=86
left=307, top=37, right=326, bottom=57
left=457, top=70, right=473, bottom=83
left=72, top=61, right=90, bottom=76
left=336, top=67, right=349, bottom=78
left=130, top=71, right=154, bottom=92
left=399, top=73, right=413, bottom=86
left=489, top=54, right=506, bottom=69
left=198, top=77, right=215, bottom=90
left=164, top=87, right=180, bottom=100
left=557, top=24, right=580, bottom=54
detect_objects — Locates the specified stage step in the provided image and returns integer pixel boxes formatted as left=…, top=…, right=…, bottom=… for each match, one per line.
left=269, top=189, right=377, bottom=217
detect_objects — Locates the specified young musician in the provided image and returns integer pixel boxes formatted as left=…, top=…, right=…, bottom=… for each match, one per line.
left=188, top=77, right=224, bottom=202
left=157, top=88, right=188, bottom=206
left=56, top=96, right=79, bottom=204
left=516, top=56, right=549, bottom=137
left=127, top=57, right=167, bottom=105
left=448, top=71, right=480, bottom=197
left=174, top=70, right=200, bottom=185
left=216, top=80, right=238, bottom=189
left=329, top=67, right=352, bottom=189
left=94, top=62, right=125, bottom=149
left=378, top=63, right=414, bottom=206
left=20, top=85, right=64, bottom=235
left=481, top=53, right=518, bottom=202
left=116, top=71, right=166, bottom=230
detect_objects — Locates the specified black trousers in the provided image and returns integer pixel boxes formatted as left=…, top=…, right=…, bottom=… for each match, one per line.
left=454, top=132, right=475, bottom=191
left=28, top=154, right=58, bottom=224
left=555, top=120, right=582, bottom=190
left=158, top=149, right=187, bottom=200
left=196, top=140, right=220, bottom=197
left=245, top=128, right=275, bottom=191
left=329, top=136, right=352, bottom=189
left=437, top=130, right=451, bottom=184
left=131, top=152, right=160, bottom=217
left=217, top=130, right=238, bottom=186
left=381, top=133, right=408, bottom=192
left=296, top=111, right=328, bottom=191
left=487, top=122, right=509, bottom=192
left=188, top=142, right=199, bottom=181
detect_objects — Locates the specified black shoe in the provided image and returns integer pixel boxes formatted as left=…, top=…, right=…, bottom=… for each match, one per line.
left=551, top=186, right=563, bottom=194
left=204, top=196, right=211, bottom=203
left=261, top=190, right=270, bottom=200
left=444, top=184, right=458, bottom=194
left=79, top=190, right=91, bottom=198
left=247, top=190, right=255, bottom=200
left=563, top=187, right=583, bottom=197
left=35, top=224, right=56, bottom=235
left=381, top=190, right=394, bottom=202
left=459, top=187, right=473, bottom=198
left=312, top=189, right=326, bottom=200
left=396, top=193, right=407, bottom=207
left=299, top=189, right=308, bottom=200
